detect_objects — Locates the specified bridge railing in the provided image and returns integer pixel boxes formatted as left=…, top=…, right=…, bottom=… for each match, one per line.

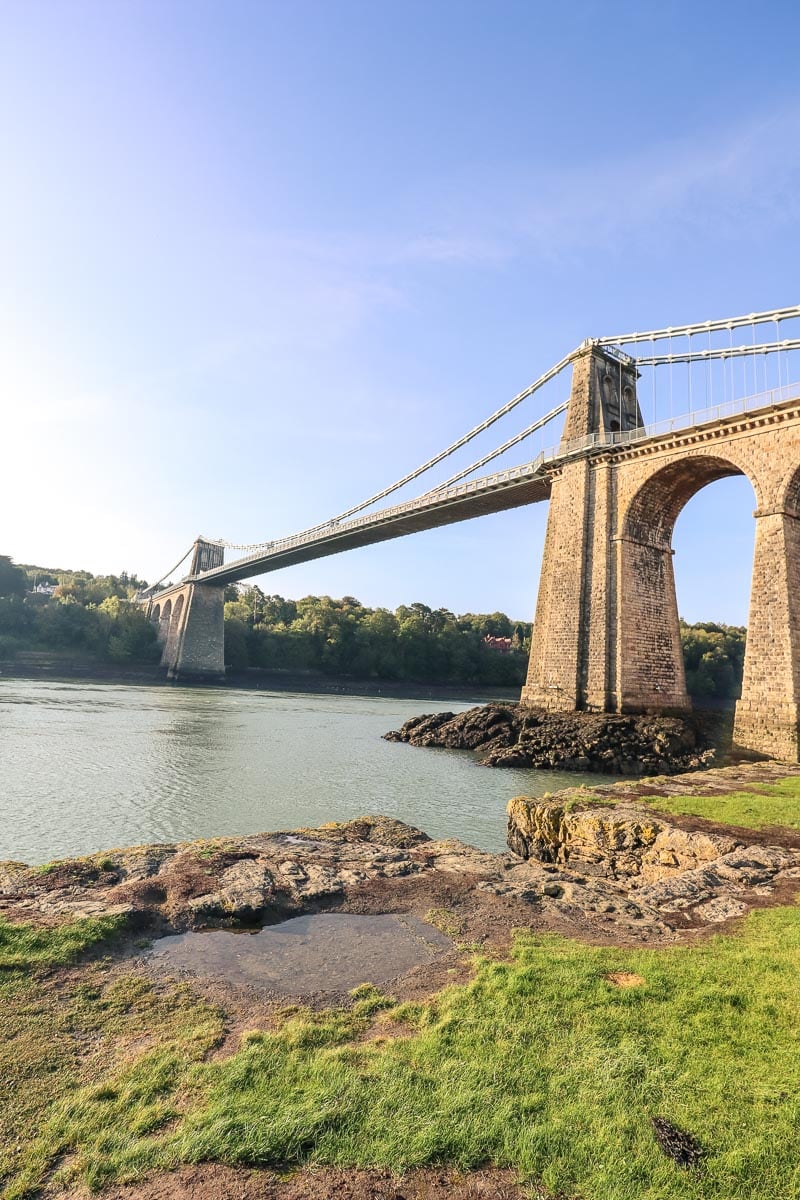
left=558, top=380, right=800, bottom=460
left=213, top=452, right=552, bottom=575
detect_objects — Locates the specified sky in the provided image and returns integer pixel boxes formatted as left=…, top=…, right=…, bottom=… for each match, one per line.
left=3, top=0, right=800, bottom=624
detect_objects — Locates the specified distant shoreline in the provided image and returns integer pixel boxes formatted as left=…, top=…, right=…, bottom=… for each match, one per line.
left=0, top=656, right=520, bottom=705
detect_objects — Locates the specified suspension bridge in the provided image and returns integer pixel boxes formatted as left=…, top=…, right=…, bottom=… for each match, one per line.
left=139, top=304, right=800, bottom=761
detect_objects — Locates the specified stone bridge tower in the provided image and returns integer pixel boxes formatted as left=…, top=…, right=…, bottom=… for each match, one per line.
left=522, top=343, right=645, bottom=713
left=144, top=538, right=226, bottom=681
left=521, top=342, right=800, bottom=761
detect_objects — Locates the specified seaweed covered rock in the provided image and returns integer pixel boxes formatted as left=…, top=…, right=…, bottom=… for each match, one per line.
left=385, top=704, right=714, bottom=775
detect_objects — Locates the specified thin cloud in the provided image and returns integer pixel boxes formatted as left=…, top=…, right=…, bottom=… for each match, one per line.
left=237, top=103, right=800, bottom=309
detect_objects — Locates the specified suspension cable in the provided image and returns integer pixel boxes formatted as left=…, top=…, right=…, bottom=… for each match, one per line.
left=196, top=310, right=800, bottom=564
left=599, top=304, right=800, bottom=346
left=139, top=546, right=195, bottom=596
left=316, top=352, right=576, bottom=526
left=422, top=400, right=569, bottom=493
left=633, top=337, right=800, bottom=366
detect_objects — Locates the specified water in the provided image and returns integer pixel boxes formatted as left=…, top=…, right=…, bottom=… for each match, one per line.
left=0, top=679, right=608, bottom=864
left=146, top=913, right=452, bottom=995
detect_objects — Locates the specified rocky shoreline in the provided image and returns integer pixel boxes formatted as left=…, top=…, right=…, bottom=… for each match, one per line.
left=385, top=703, right=720, bottom=773
left=2, top=762, right=799, bottom=973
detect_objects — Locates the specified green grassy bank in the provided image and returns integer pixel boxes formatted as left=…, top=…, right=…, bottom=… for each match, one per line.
left=2, top=781, right=799, bottom=1200
left=642, top=772, right=800, bottom=830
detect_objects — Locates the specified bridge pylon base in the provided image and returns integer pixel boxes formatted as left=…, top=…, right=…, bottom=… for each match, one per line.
left=731, top=509, right=800, bottom=761
left=168, top=583, right=226, bottom=681
left=145, top=581, right=226, bottom=682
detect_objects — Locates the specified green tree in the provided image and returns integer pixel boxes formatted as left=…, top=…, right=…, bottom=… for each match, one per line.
left=224, top=618, right=250, bottom=670
left=680, top=620, right=746, bottom=700
left=0, top=556, right=26, bottom=598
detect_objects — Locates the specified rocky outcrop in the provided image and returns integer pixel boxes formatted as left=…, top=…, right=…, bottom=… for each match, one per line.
left=506, top=796, right=740, bottom=879
left=385, top=705, right=714, bottom=774
left=506, top=793, right=800, bottom=925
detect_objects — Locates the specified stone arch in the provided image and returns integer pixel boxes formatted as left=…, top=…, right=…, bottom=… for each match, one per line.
left=621, top=454, right=756, bottom=549
left=617, top=454, right=758, bottom=714
left=779, top=461, right=800, bottom=518
left=161, top=591, right=187, bottom=669
left=158, top=599, right=172, bottom=646
left=151, top=603, right=161, bottom=626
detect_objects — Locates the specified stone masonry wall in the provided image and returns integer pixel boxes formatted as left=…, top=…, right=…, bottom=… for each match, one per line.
left=145, top=582, right=226, bottom=680
left=170, top=583, right=226, bottom=680
left=522, top=359, right=800, bottom=760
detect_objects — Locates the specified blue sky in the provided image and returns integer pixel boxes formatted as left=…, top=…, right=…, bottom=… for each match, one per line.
left=3, top=0, right=800, bottom=623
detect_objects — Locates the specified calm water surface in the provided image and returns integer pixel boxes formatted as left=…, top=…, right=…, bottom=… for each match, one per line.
left=0, top=680, right=608, bottom=863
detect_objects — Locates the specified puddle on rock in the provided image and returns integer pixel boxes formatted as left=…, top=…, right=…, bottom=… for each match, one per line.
left=146, top=912, right=452, bottom=995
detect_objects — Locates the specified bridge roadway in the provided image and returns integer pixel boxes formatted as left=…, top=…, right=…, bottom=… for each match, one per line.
left=194, top=456, right=554, bottom=588
left=145, top=388, right=800, bottom=600
left=152, top=387, right=798, bottom=594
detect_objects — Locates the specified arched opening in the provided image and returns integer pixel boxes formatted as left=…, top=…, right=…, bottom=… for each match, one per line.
left=624, top=456, right=747, bottom=551
left=170, top=593, right=185, bottom=637
left=602, top=372, right=621, bottom=432
left=151, top=603, right=161, bottom=626
left=672, top=476, right=755, bottom=707
left=160, top=593, right=185, bottom=668
left=158, top=599, right=172, bottom=646
left=619, top=455, right=758, bottom=713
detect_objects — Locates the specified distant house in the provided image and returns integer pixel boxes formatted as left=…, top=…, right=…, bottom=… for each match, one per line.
left=483, top=634, right=512, bottom=654
left=32, top=583, right=57, bottom=596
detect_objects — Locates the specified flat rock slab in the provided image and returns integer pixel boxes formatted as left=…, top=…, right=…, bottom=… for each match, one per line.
left=146, top=913, right=452, bottom=995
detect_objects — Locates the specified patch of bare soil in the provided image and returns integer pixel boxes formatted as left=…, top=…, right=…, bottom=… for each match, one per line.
left=605, top=971, right=645, bottom=988
left=67, top=1163, right=532, bottom=1200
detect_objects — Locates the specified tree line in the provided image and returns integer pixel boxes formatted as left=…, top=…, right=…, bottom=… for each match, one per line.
left=222, top=589, right=531, bottom=686
left=0, top=554, right=747, bottom=697
left=0, top=555, right=160, bottom=664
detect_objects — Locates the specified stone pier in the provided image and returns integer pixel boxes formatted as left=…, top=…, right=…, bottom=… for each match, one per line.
left=144, top=539, right=226, bottom=681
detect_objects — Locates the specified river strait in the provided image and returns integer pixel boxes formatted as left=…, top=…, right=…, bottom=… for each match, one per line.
left=0, top=679, right=610, bottom=864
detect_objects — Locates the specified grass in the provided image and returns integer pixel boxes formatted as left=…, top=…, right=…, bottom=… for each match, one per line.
left=0, top=913, right=129, bottom=968
left=644, top=773, right=800, bottom=830
left=0, top=916, right=222, bottom=1197
left=3, top=901, right=800, bottom=1199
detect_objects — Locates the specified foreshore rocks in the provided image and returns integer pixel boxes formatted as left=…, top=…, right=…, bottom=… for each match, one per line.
left=2, top=764, right=800, bottom=951
left=506, top=788, right=800, bottom=924
left=505, top=796, right=740, bottom=876
left=384, top=704, right=715, bottom=774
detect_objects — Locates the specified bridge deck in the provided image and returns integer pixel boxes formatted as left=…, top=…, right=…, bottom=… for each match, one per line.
left=199, top=469, right=552, bottom=587
left=147, top=388, right=800, bottom=599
